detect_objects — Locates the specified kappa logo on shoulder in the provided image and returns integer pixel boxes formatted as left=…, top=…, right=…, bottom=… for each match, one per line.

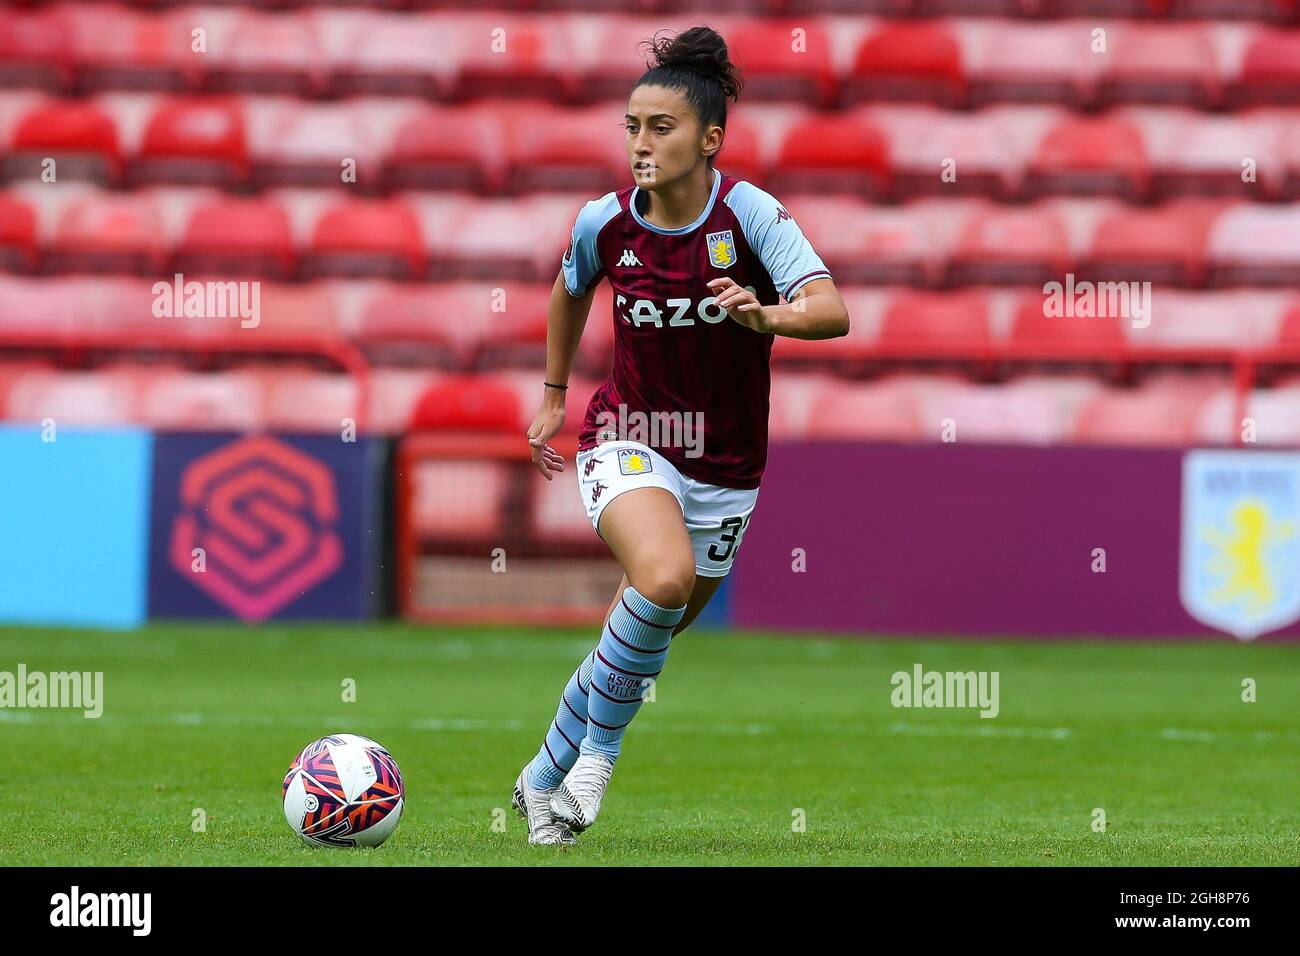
left=773, top=205, right=792, bottom=225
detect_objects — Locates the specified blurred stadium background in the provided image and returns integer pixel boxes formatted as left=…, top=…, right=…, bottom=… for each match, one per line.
left=4, top=0, right=1300, bottom=635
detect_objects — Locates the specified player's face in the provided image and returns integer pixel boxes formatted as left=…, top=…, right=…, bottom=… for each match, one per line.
left=625, top=85, right=721, bottom=190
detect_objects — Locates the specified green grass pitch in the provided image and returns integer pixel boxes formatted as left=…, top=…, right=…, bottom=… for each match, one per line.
left=1, top=623, right=1297, bottom=866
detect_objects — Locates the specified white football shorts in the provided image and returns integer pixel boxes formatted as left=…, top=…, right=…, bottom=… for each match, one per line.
left=575, top=440, right=759, bottom=578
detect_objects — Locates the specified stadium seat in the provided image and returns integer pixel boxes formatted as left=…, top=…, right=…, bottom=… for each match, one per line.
left=470, top=283, right=553, bottom=370
left=1174, top=0, right=1296, bottom=22
left=302, top=198, right=426, bottom=280
left=129, top=97, right=249, bottom=187
left=1023, top=115, right=1150, bottom=200
left=172, top=195, right=296, bottom=280
left=139, top=370, right=268, bottom=430
left=1206, top=204, right=1300, bottom=286
left=260, top=368, right=360, bottom=433
left=368, top=368, right=445, bottom=434
left=1008, top=290, right=1127, bottom=357
left=1124, top=290, right=1286, bottom=351
left=1081, top=200, right=1220, bottom=286
left=385, top=103, right=506, bottom=193
left=964, top=19, right=1099, bottom=108
left=789, top=197, right=937, bottom=286
left=767, top=371, right=839, bottom=440
left=0, top=7, right=73, bottom=93
left=1148, top=112, right=1284, bottom=200
left=1195, top=383, right=1300, bottom=446
left=1073, top=377, right=1220, bottom=445
left=1096, top=23, right=1220, bottom=108
left=68, top=4, right=193, bottom=94
left=803, top=376, right=928, bottom=442
left=879, top=289, right=993, bottom=355
left=444, top=13, right=578, bottom=102
left=770, top=286, right=889, bottom=369
left=843, top=21, right=966, bottom=108
left=945, top=204, right=1070, bottom=286
left=868, top=106, right=1020, bottom=200
left=408, top=374, right=521, bottom=432
left=725, top=20, right=839, bottom=108
left=5, top=99, right=122, bottom=184
left=248, top=99, right=380, bottom=189
left=248, top=283, right=341, bottom=341
left=766, top=113, right=890, bottom=198
left=46, top=191, right=167, bottom=275
left=0, top=193, right=37, bottom=272
left=317, top=10, right=444, bottom=100
left=529, top=462, right=597, bottom=545
left=503, top=102, right=630, bottom=196
left=202, top=11, right=325, bottom=97
left=1231, top=27, right=1300, bottom=106
left=426, top=194, right=577, bottom=283
left=911, top=377, right=1083, bottom=445
left=355, top=282, right=468, bottom=368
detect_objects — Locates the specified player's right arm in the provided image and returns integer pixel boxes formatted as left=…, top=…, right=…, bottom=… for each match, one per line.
left=527, top=273, right=598, bottom=480
left=528, top=198, right=610, bottom=480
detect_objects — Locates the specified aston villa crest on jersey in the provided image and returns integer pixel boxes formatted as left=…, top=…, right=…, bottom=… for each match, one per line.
left=706, top=230, right=736, bottom=269
left=1180, top=450, right=1300, bottom=640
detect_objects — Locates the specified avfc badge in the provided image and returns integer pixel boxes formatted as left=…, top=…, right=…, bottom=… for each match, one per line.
left=1180, top=450, right=1300, bottom=640
left=707, top=230, right=736, bottom=269
left=618, top=448, right=652, bottom=475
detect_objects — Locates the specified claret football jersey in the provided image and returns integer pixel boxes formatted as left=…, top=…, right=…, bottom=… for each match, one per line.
left=561, top=166, right=832, bottom=490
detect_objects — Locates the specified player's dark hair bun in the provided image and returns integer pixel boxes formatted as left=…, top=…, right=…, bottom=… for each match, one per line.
left=634, top=26, right=743, bottom=167
left=642, top=26, right=743, bottom=103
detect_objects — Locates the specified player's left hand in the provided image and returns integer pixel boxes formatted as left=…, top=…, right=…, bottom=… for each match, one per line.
left=707, top=277, right=773, bottom=333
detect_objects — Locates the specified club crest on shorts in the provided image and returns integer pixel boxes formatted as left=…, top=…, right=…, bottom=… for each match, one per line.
left=1180, top=450, right=1300, bottom=640
left=707, top=230, right=736, bottom=269
left=618, top=448, right=652, bottom=475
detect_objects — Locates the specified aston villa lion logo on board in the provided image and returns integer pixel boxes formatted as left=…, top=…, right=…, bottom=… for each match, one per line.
left=706, top=230, right=736, bottom=269
left=1180, top=450, right=1300, bottom=640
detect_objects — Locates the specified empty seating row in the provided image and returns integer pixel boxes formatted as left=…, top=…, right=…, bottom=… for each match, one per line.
left=8, top=186, right=1300, bottom=288
left=11, top=94, right=1300, bottom=201
left=6, top=8, right=1300, bottom=109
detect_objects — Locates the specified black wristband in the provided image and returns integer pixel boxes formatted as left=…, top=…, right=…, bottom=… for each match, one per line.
left=543, top=381, right=569, bottom=390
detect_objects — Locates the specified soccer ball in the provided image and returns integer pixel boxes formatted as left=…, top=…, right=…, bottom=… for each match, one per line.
left=282, top=734, right=405, bottom=847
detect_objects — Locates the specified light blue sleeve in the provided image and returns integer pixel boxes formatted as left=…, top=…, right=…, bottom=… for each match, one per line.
left=724, top=181, right=833, bottom=300
left=561, top=192, right=620, bottom=297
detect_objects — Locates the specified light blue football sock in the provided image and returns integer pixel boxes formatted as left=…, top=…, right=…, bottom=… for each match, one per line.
left=581, top=587, right=685, bottom=764
left=526, top=650, right=595, bottom=791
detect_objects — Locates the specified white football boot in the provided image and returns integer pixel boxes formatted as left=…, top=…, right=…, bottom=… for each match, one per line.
left=549, top=752, right=615, bottom=833
left=513, top=766, right=577, bottom=846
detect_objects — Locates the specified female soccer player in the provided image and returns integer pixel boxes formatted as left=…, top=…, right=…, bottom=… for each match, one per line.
left=513, top=26, right=849, bottom=845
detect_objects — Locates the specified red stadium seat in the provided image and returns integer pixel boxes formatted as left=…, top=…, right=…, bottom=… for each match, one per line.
left=529, top=463, right=596, bottom=545
left=725, top=20, right=839, bottom=108
left=793, top=197, right=938, bottom=286
left=0, top=275, right=85, bottom=335
left=804, top=376, right=927, bottom=442
left=867, top=106, right=1020, bottom=200
left=1023, top=114, right=1151, bottom=200
left=303, top=198, right=425, bottom=280
left=1124, top=290, right=1285, bottom=350
left=503, top=102, right=629, bottom=196
left=5, top=99, right=121, bottom=184
left=1073, top=377, right=1220, bottom=446
left=317, top=10, right=444, bottom=100
left=172, top=195, right=295, bottom=280
left=568, top=15, right=700, bottom=104
left=203, top=11, right=325, bottom=97
left=249, top=283, right=341, bottom=341
left=0, top=7, right=73, bottom=93
left=445, top=14, right=578, bottom=102
left=408, top=374, right=521, bottom=432
left=1148, top=112, right=1283, bottom=201
left=767, top=113, right=890, bottom=198
left=385, top=103, right=506, bottom=193
left=767, top=371, right=839, bottom=440
left=879, top=289, right=993, bottom=355
left=1082, top=200, right=1220, bottom=287
left=249, top=100, right=379, bottom=189
left=1195, top=383, right=1300, bottom=446
left=1232, top=27, right=1300, bottom=106
left=260, top=368, right=360, bottom=433
left=471, top=283, right=553, bottom=370
left=130, top=97, right=249, bottom=187
left=0, top=193, right=37, bottom=272
left=946, top=204, right=1070, bottom=286
left=1008, top=290, right=1127, bottom=357
left=1206, top=204, right=1300, bottom=287
left=843, top=22, right=966, bottom=108
left=1173, top=0, right=1295, bottom=21
left=575, top=284, right=616, bottom=378
left=912, top=377, right=1083, bottom=445
left=47, top=191, right=167, bottom=275
left=426, top=194, right=576, bottom=283
left=965, top=20, right=1098, bottom=109
left=1097, top=24, right=1220, bottom=108
left=139, top=370, right=268, bottom=431
left=355, top=283, right=467, bottom=368
left=68, top=5, right=194, bottom=93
